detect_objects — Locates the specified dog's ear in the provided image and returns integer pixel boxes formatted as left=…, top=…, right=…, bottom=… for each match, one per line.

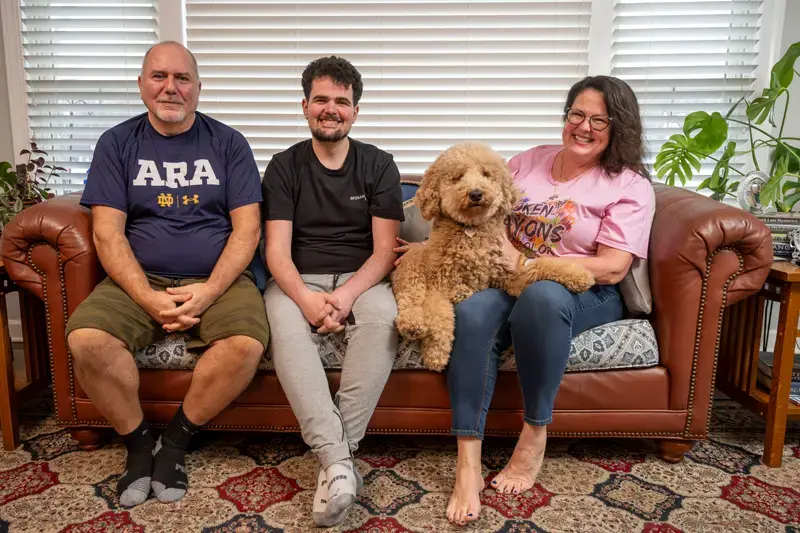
left=415, top=167, right=441, bottom=221
left=499, top=165, right=521, bottom=215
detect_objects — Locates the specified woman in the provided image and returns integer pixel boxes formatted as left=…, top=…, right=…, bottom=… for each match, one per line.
left=394, top=75, right=655, bottom=526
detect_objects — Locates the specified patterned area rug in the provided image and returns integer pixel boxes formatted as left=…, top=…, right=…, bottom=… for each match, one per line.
left=0, top=395, right=798, bottom=532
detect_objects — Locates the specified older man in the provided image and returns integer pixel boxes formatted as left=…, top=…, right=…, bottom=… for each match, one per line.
left=66, top=41, right=268, bottom=507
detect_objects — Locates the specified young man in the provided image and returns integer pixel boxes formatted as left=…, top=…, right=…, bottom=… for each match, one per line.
left=66, top=41, right=269, bottom=507
left=262, top=56, right=403, bottom=526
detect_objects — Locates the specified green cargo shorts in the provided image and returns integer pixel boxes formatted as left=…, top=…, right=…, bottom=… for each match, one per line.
left=66, top=273, right=270, bottom=354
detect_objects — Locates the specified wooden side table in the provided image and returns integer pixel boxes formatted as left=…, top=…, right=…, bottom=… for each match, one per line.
left=0, top=260, right=49, bottom=450
left=718, top=261, right=800, bottom=467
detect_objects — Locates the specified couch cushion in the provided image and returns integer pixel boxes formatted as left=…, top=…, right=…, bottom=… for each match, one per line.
left=134, top=318, right=658, bottom=372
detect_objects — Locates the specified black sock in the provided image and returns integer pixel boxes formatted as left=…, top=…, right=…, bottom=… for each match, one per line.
left=118, top=419, right=154, bottom=507
left=151, top=405, right=201, bottom=503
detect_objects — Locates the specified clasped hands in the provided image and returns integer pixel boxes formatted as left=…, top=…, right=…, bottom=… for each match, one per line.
left=297, top=286, right=356, bottom=335
left=141, top=283, right=218, bottom=333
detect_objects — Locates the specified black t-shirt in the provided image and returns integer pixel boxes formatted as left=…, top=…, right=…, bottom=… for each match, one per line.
left=262, top=138, right=404, bottom=274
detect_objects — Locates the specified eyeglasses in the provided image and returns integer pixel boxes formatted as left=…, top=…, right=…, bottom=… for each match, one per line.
left=565, top=109, right=612, bottom=131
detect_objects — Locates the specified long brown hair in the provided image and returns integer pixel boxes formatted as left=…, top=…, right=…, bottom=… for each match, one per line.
left=564, top=76, right=650, bottom=180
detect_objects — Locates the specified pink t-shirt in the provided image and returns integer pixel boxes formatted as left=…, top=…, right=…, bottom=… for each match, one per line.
left=506, top=145, right=654, bottom=260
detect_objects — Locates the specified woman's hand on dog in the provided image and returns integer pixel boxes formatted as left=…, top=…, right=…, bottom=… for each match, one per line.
left=393, top=237, right=426, bottom=267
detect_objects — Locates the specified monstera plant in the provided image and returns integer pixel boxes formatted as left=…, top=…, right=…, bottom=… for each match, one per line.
left=655, top=41, right=800, bottom=212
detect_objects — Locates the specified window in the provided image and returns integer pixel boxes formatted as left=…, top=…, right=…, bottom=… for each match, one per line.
left=20, top=0, right=159, bottom=194
left=612, top=0, right=764, bottom=187
left=185, top=0, right=592, bottom=175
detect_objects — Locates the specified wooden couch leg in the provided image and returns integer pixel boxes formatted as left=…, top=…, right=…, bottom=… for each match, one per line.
left=70, top=428, right=103, bottom=451
left=658, top=439, right=694, bottom=463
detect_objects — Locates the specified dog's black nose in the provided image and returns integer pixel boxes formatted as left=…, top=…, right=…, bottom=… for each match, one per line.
left=468, top=190, right=483, bottom=203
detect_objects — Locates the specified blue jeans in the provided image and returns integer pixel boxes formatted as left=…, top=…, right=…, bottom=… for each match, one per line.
left=446, top=281, right=624, bottom=439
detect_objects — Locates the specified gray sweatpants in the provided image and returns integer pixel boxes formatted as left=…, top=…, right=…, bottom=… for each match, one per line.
left=264, top=273, right=398, bottom=469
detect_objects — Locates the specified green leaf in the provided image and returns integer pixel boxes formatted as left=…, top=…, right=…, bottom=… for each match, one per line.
left=683, top=111, right=728, bottom=155
left=710, top=141, right=736, bottom=188
left=760, top=173, right=783, bottom=206
left=696, top=177, right=712, bottom=191
left=772, top=42, right=800, bottom=89
left=783, top=179, right=800, bottom=195
left=710, top=191, right=727, bottom=201
left=783, top=189, right=800, bottom=211
left=747, top=86, right=782, bottom=125
left=775, top=143, right=800, bottom=174
left=654, top=133, right=699, bottom=186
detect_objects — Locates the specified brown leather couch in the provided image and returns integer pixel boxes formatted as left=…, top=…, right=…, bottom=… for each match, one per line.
left=0, top=182, right=772, bottom=462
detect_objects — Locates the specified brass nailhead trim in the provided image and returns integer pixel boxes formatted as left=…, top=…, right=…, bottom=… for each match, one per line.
left=683, top=246, right=743, bottom=437
left=55, top=418, right=701, bottom=439
left=25, top=242, right=76, bottom=422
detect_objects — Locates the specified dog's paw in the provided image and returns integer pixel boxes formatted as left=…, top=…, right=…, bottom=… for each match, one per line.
left=422, top=353, right=448, bottom=372
left=560, top=264, right=595, bottom=293
left=396, top=313, right=427, bottom=340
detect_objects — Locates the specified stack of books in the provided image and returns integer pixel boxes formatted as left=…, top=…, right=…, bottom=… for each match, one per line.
left=756, top=351, right=800, bottom=405
left=756, top=213, right=800, bottom=258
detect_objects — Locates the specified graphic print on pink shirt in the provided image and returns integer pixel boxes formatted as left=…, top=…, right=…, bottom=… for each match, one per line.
left=506, top=196, right=577, bottom=257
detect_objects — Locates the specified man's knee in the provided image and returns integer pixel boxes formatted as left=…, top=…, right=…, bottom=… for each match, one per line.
left=67, top=328, right=127, bottom=364
left=353, top=285, right=398, bottom=328
left=211, top=335, right=264, bottom=366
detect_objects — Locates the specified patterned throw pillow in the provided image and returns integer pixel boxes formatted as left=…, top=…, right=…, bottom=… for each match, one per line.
left=400, top=181, right=432, bottom=243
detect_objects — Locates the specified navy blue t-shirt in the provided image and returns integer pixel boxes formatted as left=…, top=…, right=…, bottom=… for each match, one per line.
left=82, top=112, right=262, bottom=278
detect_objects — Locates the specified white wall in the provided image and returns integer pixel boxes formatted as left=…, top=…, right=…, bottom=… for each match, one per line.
left=779, top=0, right=800, bottom=140
left=0, top=7, right=21, bottom=342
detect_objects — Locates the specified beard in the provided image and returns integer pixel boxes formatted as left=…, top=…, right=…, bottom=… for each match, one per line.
left=309, top=115, right=351, bottom=143
left=154, top=107, right=187, bottom=124
left=152, top=100, right=189, bottom=124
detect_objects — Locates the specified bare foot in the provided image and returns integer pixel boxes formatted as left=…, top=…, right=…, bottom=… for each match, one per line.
left=491, top=424, right=547, bottom=495
left=446, top=462, right=484, bottom=526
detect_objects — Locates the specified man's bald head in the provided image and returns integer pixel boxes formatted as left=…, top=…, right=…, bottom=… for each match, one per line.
left=141, top=41, right=199, bottom=80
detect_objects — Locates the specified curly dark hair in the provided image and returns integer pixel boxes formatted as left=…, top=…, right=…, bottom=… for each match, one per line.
left=301, top=56, right=363, bottom=106
left=564, top=76, right=650, bottom=180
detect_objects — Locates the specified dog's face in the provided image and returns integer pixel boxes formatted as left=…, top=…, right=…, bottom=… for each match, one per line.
left=416, top=143, right=520, bottom=227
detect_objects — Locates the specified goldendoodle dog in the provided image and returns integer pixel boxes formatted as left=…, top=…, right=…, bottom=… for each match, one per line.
left=392, top=143, right=595, bottom=371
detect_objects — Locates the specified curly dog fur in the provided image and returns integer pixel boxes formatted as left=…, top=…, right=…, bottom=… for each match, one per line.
left=392, top=143, right=595, bottom=371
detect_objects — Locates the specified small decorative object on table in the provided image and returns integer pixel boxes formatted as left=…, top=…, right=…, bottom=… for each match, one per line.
left=737, top=171, right=768, bottom=214
left=790, top=228, right=800, bottom=265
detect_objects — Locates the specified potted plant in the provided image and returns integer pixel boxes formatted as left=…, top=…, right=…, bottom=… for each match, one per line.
left=0, top=141, right=62, bottom=232
left=654, top=41, right=800, bottom=212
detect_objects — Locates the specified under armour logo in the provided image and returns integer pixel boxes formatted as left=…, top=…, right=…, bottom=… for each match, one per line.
left=175, top=464, right=186, bottom=473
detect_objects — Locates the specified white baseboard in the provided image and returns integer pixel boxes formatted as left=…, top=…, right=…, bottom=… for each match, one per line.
left=9, top=319, right=22, bottom=344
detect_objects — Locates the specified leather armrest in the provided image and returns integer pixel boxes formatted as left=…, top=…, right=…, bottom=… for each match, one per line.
left=649, top=184, right=772, bottom=432
left=1, top=194, right=102, bottom=308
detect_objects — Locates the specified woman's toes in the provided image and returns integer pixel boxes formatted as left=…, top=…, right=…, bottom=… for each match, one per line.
left=491, top=472, right=504, bottom=488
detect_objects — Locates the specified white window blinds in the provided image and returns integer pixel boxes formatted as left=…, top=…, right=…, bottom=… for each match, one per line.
left=612, top=0, right=763, bottom=188
left=20, top=0, right=159, bottom=194
left=185, top=0, right=592, bottom=175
